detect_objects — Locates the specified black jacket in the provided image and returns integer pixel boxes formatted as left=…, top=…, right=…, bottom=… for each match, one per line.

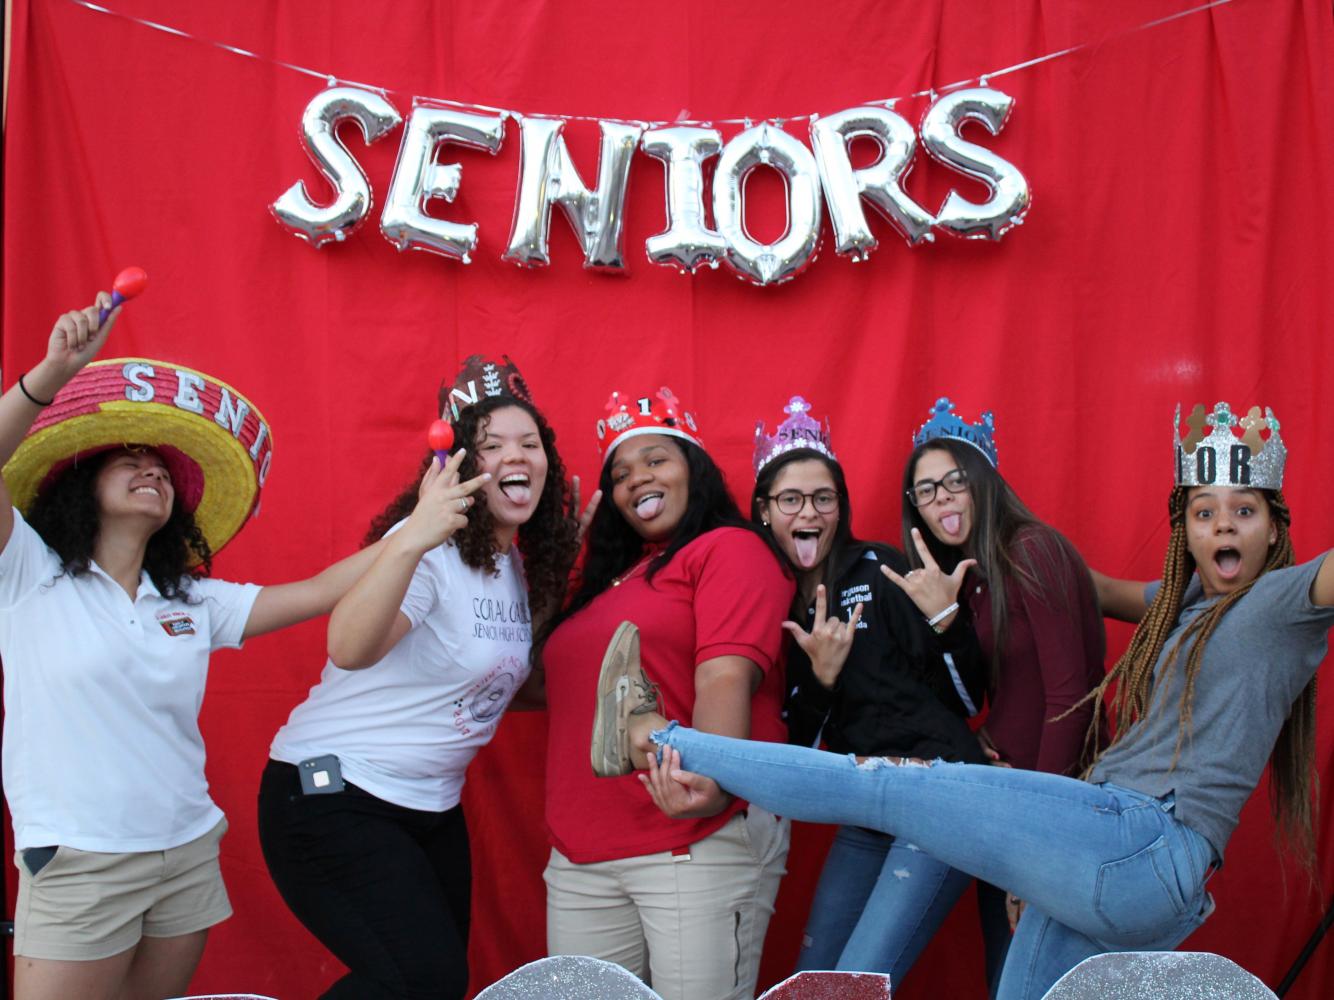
left=783, top=542, right=988, bottom=764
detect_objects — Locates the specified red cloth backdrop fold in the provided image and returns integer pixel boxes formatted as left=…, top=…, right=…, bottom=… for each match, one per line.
left=4, top=1, right=1333, bottom=996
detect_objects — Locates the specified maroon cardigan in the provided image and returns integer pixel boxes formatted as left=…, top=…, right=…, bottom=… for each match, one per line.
left=967, top=527, right=1106, bottom=775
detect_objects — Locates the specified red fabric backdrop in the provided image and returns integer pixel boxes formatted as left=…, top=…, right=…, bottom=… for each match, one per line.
left=4, top=0, right=1334, bottom=996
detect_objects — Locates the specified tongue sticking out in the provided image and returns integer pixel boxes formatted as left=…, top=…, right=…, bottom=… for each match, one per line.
left=1215, top=549, right=1241, bottom=575
left=636, top=495, right=664, bottom=519
left=941, top=512, right=962, bottom=537
left=794, top=534, right=821, bottom=568
left=500, top=483, right=531, bottom=506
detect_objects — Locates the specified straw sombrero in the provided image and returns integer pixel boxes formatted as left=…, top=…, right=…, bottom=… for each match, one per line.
left=2, top=358, right=273, bottom=557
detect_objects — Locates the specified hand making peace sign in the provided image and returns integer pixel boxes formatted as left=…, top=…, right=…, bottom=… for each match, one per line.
left=782, top=583, right=863, bottom=690
left=881, top=527, right=977, bottom=631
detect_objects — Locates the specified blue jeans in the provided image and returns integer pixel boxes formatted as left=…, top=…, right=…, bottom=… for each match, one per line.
left=797, top=824, right=972, bottom=984
left=653, top=725, right=1216, bottom=1000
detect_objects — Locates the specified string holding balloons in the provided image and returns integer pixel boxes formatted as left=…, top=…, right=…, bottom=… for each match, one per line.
left=270, top=86, right=1030, bottom=287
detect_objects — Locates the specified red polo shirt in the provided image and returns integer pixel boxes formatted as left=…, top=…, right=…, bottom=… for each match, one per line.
left=544, top=527, right=793, bottom=862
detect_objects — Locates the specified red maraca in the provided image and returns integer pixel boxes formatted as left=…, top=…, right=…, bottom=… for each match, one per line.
left=427, top=419, right=455, bottom=466
left=99, top=266, right=148, bottom=324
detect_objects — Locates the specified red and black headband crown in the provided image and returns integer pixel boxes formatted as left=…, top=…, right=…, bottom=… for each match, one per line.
left=439, top=355, right=533, bottom=422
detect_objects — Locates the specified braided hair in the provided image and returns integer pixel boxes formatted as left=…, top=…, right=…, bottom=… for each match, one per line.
left=1082, top=487, right=1315, bottom=869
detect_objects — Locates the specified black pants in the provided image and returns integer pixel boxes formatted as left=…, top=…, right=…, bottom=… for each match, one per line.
left=258, top=759, right=472, bottom=1000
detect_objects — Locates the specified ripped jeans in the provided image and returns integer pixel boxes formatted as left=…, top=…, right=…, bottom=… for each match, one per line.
left=796, top=824, right=972, bottom=982
left=652, top=724, right=1216, bottom=1000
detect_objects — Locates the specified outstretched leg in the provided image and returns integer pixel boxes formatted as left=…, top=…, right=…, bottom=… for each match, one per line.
left=650, top=726, right=1213, bottom=954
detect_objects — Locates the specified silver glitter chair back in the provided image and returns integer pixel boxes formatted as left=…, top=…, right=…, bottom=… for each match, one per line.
left=1041, top=952, right=1277, bottom=999
left=473, top=956, right=659, bottom=999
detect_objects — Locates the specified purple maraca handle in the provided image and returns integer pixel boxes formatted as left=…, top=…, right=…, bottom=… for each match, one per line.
left=98, top=290, right=126, bottom=325
left=434, top=450, right=450, bottom=468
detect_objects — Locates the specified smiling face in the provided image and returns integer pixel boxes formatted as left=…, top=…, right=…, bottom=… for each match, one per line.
left=609, top=434, right=689, bottom=542
left=911, top=446, right=973, bottom=549
left=764, top=459, right=839, bottom=574
left=474, top=405, right=549, bottom=548
left=1184, top=486, right=1276, bottom=597
left=94, top=447, right=175, bottom=531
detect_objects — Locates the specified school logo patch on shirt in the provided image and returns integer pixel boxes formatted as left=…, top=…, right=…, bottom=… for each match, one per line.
left=157, top=612, right=197, bottom=637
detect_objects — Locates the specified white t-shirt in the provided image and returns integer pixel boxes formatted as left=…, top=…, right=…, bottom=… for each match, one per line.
left=0, top=509, right=260, bottom=852
left=271, top=523, right=531, bottom=812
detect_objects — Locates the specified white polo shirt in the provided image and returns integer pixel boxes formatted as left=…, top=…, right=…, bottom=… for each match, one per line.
left=0, top=509, right=260, bottom=852
left=271, top=522, right=532, bottom=812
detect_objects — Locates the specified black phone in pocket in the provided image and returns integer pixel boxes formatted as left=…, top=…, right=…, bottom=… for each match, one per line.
left=22, top=845, right=58, bottom=877
left=298, top=754, right=346, bottom=795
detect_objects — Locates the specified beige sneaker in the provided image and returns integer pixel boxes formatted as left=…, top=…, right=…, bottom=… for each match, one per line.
left=591, top=621, right=660, bottom=777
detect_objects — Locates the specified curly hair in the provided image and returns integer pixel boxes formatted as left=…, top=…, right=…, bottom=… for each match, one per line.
left=365, top=396, right=579, bottom=623
left=25, top=448, right=212, bottom=599
left=1080, top=487, right=1315, bottom=871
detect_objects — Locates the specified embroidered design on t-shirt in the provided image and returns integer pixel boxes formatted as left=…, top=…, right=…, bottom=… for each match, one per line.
left=157, top=612, right=197, bottom=637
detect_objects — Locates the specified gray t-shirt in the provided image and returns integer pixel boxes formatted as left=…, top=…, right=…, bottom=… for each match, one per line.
left=1089, top=553, right=1333, bottom=858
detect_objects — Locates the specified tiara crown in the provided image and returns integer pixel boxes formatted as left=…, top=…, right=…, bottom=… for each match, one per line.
left=596, top=385, right=703, bottom=462
left=753, top=396, right=836, bottom=476
left=1174, top=402, right=1285, bottom=489
left=440, top=355, right=532, bottom=422
left=912, top=397, right=998, bottom=467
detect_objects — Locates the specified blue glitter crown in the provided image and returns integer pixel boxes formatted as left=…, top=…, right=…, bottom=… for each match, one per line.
left=912, top=397, right=998, bottom=468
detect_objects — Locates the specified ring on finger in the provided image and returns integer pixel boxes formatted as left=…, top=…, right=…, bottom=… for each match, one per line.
left=457, top=497, right=469, bottom=512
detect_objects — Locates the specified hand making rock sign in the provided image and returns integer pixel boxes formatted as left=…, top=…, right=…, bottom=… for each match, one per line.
left=880, top=525, right=976, bottom=634
left=781, top=583, right=863, bottom=689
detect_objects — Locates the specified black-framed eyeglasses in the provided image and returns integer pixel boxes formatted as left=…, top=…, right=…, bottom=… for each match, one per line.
left=767, top=489, right=840, bottom=515
left=906, top=468, right=968, bottom=507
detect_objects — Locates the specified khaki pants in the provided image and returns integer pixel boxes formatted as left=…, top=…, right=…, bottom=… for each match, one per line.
left=545, top=808, right=789, bottom=1000
left=14, top=819, right=231, bottom=961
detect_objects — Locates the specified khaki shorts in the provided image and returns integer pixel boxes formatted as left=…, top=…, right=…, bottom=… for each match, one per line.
left=13, top=818, right=232, bottom=961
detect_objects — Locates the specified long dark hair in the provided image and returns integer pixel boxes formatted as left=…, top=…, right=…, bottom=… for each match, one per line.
left=543, top=437, right=771, bottom=635
left=26, top=448, right=212, bottom=599
left=901, top=439, right=1087, bottom=681
left=366, top=396, right=579, bottom=623
left=751, top=448, right=863, bottom=614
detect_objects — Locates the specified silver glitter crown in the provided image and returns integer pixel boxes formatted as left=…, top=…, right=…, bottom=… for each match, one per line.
left=1174, top=402, right=1285, bottom=490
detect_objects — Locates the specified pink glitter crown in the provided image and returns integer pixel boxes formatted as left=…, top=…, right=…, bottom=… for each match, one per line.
left=753, top=395, right=836, bottom=476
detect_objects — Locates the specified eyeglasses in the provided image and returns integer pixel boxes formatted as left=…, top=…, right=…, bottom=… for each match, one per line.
left=767, top=489, right=840, bottom=515
left=906, top=468, right=969, bottom=507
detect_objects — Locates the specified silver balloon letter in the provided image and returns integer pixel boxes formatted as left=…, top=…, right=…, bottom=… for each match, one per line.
left=641, top=126, right=727, bottom=273
left=920, top=88, right=1030, bottom=240
left=713, top=123, right=823, bottom=286
left=270, top=86, right=402, bottom=247
left=810, top=106, right=934, bottom=259
left=381, top=103, right=506, bottom=263
left=503, top=118, right=644, bottom=271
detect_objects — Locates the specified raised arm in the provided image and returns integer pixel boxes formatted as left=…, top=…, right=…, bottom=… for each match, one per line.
left=326, top=451, right=488, bottom=668
left=0, top=293, right=118, bottom=551
left=1089, top=568, right=1152, bottom=623
left=241, top=537, right=387, bottom=640
left=1312, top=552, right=1334, bottom=607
